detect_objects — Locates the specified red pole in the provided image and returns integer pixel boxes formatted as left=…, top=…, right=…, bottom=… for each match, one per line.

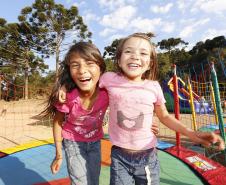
left=172, top=64, right=181, bottom=156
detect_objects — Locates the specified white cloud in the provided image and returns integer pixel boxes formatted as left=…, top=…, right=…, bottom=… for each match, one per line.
left=180, top=18, right=196, bottom=24
left=162, top=22, right=175, bottom=33
left=99, top=28, right=116, bottom=37
left=200, top=0, right=226, bottom=14
left=66, top=0, right=72, bottom=4
left=98, top=0, right=136, bottom=10
left=201, top=28, right=226, bottom=41
left=179, top=26, right=194, bottom=38
left=177, top=1, right=193, bottom=13
left=100, top=5, right=137, bottom=29
left=105, top=33, right=125, bottom=45
left=196, top=18, right=210, bottom=25
left=130, top=17, right=162, bottom=33
left=177, top=1, right=186, bottom=12
left=179, top=18, right=210, bottom=38
left=83, top=12, right=99, bottom=24
left=150, top=3, right=173, bottom=14
left=190, top=0, right=205, bottom=13
left=191, top=0, right=226, bottom=14
left=98, top=0, right=124, bottom=10
left=109, top=34, right=125, bottom=40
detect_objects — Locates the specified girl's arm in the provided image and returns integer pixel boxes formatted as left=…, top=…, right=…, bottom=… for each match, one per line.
left=154, top=104, right=193, bottom=136
left=51, top=111, right=64, bottom=174
left=53, top=111, right=64, bottom=159
left=154, top=104, right=225, bottom=150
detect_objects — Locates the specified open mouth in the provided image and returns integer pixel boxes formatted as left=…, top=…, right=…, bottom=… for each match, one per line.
left=128, top=63, right=141, bottom=69
left=79, top=77, right=91, bottom=83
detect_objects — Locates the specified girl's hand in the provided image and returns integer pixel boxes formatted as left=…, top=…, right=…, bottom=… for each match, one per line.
left=151, top=122, right=159, bottom=136
left=192, top=131, right=225, bottom=151
left=51, top=157, right=63, bottom=174
left=58, top=85, right=67, bottom=103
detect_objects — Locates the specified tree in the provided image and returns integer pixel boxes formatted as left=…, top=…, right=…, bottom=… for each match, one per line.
left=0, top=19, right=48, bottom=99
left=157, top=38, right=188, bottom=53
left=105, top=58, right=116, bottom=72
left=103, top=39, right=120, bottom=59
left=157, top=53, right=171, bottom=81
left=157, top=38, right=190, bottom=79
left=204, top=36, right=226, bottom=51
left=19, top=0, right=92, bottom=76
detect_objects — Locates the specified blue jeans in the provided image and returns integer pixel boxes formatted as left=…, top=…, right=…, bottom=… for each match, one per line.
left=110, top=146, right=160, bottom=185
left=63, top=139, right=101, bottom=185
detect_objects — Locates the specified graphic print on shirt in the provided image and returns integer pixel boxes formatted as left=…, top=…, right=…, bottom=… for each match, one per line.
left=113, top=94, right=147, bottom=131
left=73, top=110, right=104, bottom=138
left=117, top=110, right=144, bottom=130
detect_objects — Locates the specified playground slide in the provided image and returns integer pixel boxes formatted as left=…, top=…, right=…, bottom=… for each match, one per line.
left=163, top=80, right=191, bottom=113
left=179, top=87, right=211, bottom=113
left=179, top=87, right=199, bottom=101
left=165, top=79, right=211, bottom=114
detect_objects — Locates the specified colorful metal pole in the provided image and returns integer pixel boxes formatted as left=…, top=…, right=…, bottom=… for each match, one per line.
left=172, top=64, right=181, bottom=156
left=187, top=78, right=197, bottom=131
left=210, top=63, right=225, bottom=142
left=210, top=82, right=218, bottom=125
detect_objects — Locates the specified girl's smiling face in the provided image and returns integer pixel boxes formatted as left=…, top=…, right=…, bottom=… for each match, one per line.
left=118, top=37, right=152, bottom=81
left=69, top=53, right=101, bottom=95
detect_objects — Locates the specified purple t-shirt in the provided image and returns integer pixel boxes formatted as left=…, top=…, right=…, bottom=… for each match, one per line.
left=55, top=88, right=109, bottom=142
left=99, top=72, right=166, bottom=150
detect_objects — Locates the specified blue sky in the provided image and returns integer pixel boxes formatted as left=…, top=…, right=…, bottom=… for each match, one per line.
left=0, top=0, right=226, bottom=71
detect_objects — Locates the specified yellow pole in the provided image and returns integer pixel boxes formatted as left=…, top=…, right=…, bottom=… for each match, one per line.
left=210, top=82, right=218, bottom=124
left=188, top=78, right=197, bottom=131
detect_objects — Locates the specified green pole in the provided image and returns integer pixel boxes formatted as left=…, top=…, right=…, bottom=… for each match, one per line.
left=211, top=63, right=225, bottom=142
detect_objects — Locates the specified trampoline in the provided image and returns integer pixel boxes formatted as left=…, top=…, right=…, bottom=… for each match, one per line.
left=0, top=139, right=206, bottom=185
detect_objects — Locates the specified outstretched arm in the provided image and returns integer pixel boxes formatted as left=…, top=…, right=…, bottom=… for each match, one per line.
left=51, top=111, right=64, bottom=174
left=154, top=104, right=225, bottom=150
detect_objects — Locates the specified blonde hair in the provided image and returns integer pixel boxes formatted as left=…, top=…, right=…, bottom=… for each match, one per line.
left=115, top=32, right=158, bottom=80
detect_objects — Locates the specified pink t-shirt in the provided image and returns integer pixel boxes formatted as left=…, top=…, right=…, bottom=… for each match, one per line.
left=99, top=72, right=166, bottom=150
left=55, top=88, right=109, bottom=142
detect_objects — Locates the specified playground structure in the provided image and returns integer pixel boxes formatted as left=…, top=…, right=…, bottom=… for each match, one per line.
left=165, top=77, right=212, bottom=114
left=0, top=63, right=226, bottom=184
left=165, top=76, right=226, bottom=115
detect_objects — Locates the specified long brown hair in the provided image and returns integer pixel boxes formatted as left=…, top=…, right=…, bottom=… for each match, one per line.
left=115, top=32, right=158, bottom=80
left=42, top=42, right=106, bottom=117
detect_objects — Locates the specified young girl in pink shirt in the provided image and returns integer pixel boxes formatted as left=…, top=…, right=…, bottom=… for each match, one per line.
left=43, top=42, right=108, bottom=185
left=99, top=33, right=224, bottom=185
left=59, top=33, right=225, bottom=185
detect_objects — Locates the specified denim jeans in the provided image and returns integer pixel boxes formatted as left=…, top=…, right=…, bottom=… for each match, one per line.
left=63, top=139, right=101, bottom=185
left=110, top=146, right=160, bottom=185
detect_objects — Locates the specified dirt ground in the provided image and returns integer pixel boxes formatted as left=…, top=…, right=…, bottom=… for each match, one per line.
left=0, top=99, right=53, bottom=150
